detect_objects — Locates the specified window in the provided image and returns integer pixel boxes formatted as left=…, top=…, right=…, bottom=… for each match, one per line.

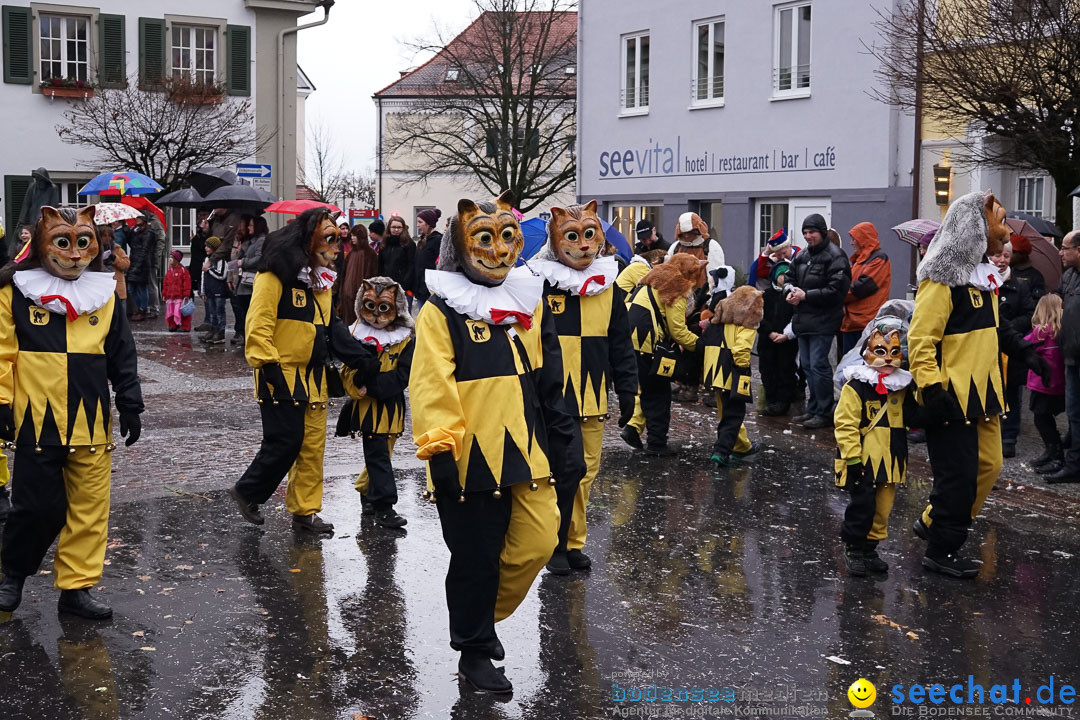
left=774, top=3, right=811, bottom=96
left=171, top=208, right=194, bottom=250
left=758, top=202, right=790, bottom=249
left=611, top=205, right=660, bottom=243
left=171, top=24, right=217, bottom=85
left=39, top=14, right=89, bottom=84
left=1017, top=176, right=1045, bottom=217
left=564, top=65, right=576, bottom=75
left=444, top=66, right=460, bottom=82
left=692, top=18, right=725, bottom=105
left=621, top=32, right=649, bottom=114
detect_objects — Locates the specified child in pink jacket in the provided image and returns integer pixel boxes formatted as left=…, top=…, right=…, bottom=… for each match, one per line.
left=1025, top=294, right=1065, bottom=474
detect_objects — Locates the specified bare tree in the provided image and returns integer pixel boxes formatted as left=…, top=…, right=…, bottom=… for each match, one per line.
left=869, top=0, right=1080, bottom=225
left=384, top=0, right=577, bottom=212
left=299, top=120, right=377, bottom=207
left=339, top=171, right=377, bottom=208
left=55, top=76, right=271, bottom=192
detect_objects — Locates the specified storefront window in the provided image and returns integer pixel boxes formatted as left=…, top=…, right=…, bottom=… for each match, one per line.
left=611, top=205, right=660, bottom=243
left=758, top=202, right=789, bottom=249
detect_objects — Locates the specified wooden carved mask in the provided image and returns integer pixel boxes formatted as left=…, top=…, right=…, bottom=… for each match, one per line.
left=548, top=200, right=607, bottom=271
left=453, top=191, right=522, bottom=286
left=983, top=191, right=1008, bottom=257
left=309, top=214, right=341, bottom=269
left=38, top=206, right=99, bottom=280
left=358, top=278, right=399, bottom=329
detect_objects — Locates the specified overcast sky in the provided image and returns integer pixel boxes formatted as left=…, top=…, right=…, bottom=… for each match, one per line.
left=297, top=0, right=479, bottom=175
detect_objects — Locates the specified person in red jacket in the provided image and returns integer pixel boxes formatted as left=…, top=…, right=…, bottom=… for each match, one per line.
left=163, top=250, right=193, bottom=331
left=841, top=222, right=891, bottom=355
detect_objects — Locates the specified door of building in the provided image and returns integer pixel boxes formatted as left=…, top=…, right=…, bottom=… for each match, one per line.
left=789, top=198, right=832, bottom=249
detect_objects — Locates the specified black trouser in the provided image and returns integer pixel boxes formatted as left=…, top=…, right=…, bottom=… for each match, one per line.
left=638, top=355, right=672, bottom=447
left=713, top=394, right=746, bottom=457
left=231, top=293, right=251, bottom=337
left=1033, top=411, right=1062, bottom=448
left=758, top=336, right=798, bottom=408
left=2, top=446, right=72, bottom=577
left=924, top=421, right=980, bottom=554
left=840, top=467, right=893, bottom=545
left=553, top=433, right=585, bottom=552
left=362, top=434, right=398, bottom=510
left=435, top=489, right=512, bottom=656
left=235, top=401, right=306, bottom=504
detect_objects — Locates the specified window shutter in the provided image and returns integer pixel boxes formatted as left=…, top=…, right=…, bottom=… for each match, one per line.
left=486, top=129, right=499, bottom=158
left=4, top=175, right=34, bottom=236
left=226, top=24, right=250, bottom=96
left=2, top=5, right=33, bottom=85
left=138, top=17, right=166, bottom=90
left=526, top=128, right=540, bottom=159
left=99, top=14, right=126, bottom=89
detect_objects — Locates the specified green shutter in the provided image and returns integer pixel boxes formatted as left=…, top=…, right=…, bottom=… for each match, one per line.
left=3, top=5, right=33, bottom=85
left=226, top=24, right=250, bottom=96
left=4, top=175, right=33, bottom=237
left=98, top=14, right=126, bottom=88
left=138, top=17, right=166, bottom=90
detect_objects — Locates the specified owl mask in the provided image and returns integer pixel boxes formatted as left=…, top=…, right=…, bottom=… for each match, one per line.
left=355, top=276, right=412, bottom=330
left=862, top=325, right=903, bottom=374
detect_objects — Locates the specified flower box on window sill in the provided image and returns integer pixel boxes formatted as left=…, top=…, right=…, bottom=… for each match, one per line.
left=42, top=86, right=94, bottom=100
left=171, top=92, right=223, bottom=106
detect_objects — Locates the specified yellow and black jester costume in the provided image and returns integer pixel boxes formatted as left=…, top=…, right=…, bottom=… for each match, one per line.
left=833, top=322, right=920, bottom=577
left=908, top=190, right=1048, bottom=579
left=336, top=276, right=414, bottom=529
left=409, top=191, right=580, bottom=695
left=528, top=201, right=637, bottom=576
left=228, top=208, right=377, bottom=535
left=0, top=206, right=143, bottom=619
left=702, top=285, right=763, bottom=466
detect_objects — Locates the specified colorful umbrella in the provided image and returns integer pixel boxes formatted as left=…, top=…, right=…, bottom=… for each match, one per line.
left=265, top=199, right=342, bottom=215
left=121, top=196, right=167, bottom=231
left=78, top=171, right=163, bottom=196
left=891, top=219, right=940, bottom=248
left=93, top=202, right=143, bottom=225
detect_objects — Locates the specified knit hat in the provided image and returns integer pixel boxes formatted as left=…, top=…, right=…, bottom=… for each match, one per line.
left=417, top=208, right=442, bottom=228
left=635, top=219, right=655, bottom=239
left=1009, top=234, right=1032, bottom=255
left=801, top=214, right=828, bottom=236
left=204, top=236, right=222, bottom=251
left=368, top=219, right=385, bottom=235
left=336, top=215, right=349, bottom=228
left=766, top=228, right=790, bottom=251
left=170, top=250, right=183, bottom=263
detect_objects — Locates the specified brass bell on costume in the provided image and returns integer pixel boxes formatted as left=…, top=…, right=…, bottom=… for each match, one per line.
left=529, top=481, right=538, bottom=491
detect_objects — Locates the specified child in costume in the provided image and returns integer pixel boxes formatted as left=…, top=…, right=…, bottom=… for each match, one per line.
left=833, top=320, right=918, bottom=576
left=0, top=206, right=143, bottom=619
left=338, top=276, right=414, bottom=529
left=1024, top=294, right=1066, bottom=475
left=529, top=201, right=638, bottom=575
left=163, top=249, right=192, bottom=332
left=228, top=208, right=377, bottom=535
left=702, top=285, right=764, bottom=466
left=409, top=191, right=580, bottom=694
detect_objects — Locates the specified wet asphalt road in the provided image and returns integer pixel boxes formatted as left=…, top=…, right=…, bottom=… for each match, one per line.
left=2, top=320, right=1080, bottom=720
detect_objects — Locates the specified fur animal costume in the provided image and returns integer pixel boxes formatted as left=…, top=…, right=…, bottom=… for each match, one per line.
left=908, top=190, right=1045, bottom=578
left=337, top=276, right=414, bottom=528
left=229, top=207, right=377, bottom=535
left=409, top=191, right=580, bottom=694
left=0, top=206, right=143, bottom=619
left=702, top=286, right=764, bottom=465
left=529, top=201, right=638, bottom=574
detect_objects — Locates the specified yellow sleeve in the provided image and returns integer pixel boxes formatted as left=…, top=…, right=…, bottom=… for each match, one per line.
left=341, top=365, right=367, bottom=399
left=244, top=272, right=282, bottom=368
left=833, top=382, right=863, bottom=462
left=0, top=287, right=16, bottom=405
left=409, top=303, right=467, bottom=461
left=664, top=297, right=698, bottom=351
left=733, top=326, right=756, bottom=367
left=908, top=280, right=953, bottom=390
left=615, top=264, right=639, bottom=295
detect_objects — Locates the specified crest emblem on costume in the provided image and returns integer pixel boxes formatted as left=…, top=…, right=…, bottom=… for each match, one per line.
left=465, top=319, right=490, bottom=343
left=30, top=307, right=49, bottom=325
left=89, top=315, right=99, bottom=326
left=546, top=295, right=565, bottom=314
left=293, top=289, right=307, bottom=308
left=968, top=288, right=983, bottom=308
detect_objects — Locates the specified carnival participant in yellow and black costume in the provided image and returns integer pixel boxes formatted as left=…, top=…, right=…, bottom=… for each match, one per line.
left=834, top=321, right=921, bottom=577
left=0, top=206, right=143, bottom=619
left=908, top=190, right=1050, bottom=578
left=228, top=208, right=378, bottom=535
left=702, top=285, right=764, bottom=467
left=622, top=253, right=706, bottom=455
left=614, top=248, right=666, bottom=296
left=528, top=201, right=638, bottom=576
left=0, top=448, right=9, bottom=520
left=410, top=191, right=582, bottom=695
left=336, top=276, right=414, bottom=530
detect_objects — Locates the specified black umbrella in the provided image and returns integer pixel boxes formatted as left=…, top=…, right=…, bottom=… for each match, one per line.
left=187, top=166, right=239, bottom=196
left=199, top=183, right=277, bottom=212
left=1007, top=211, right=1062, bottom=238
left=156, top=187, right=205, bottom=208
left=1071, top=184, right=1080, bottom=197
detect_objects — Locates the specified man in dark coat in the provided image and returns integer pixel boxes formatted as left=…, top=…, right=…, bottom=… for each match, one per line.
left=1048, top=230, right=1080, bottom=483
left=997, top=237, right=1043, bottom=457
left=634, top=220, right=671, bottom=255
left=785, top=213, right=851, bottom=428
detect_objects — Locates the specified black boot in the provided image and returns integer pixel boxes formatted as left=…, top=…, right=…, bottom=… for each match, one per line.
left=843, top=544, right=867, bottom=577
left=0, top=572, right=25, bottom=612
left=359, top=494, right=375, bottom=516
left=546, top=550, right=570, bottom=576
left=1032, top=443, right=1061, bottom=468
left=912, top=516, right=930, bottom=542
left=374, top=509, right=407, bottom=529
left=292, top=513, right=334, bottom=534
left=58, top=588, right=113, bottom=619
left=922, top=548, right=980, bottom=579
left=620, top=425, right=643, bottom=450
left=458, top=651, right=512, bottom=694
left=1045, top=465, right=1080, bottom=484
left=490, top=637, right=505, bottom=661
left=566, top=549, right=592, bottom=570
left=227, top=486, right=264, bottom=525
left=1038, top=459, right=1065, bottom=475
left=0, top=485, right=10, bottom=521
left=1002, top=441, right=1016, bottom=459
left=863, top=542, right=889, bottom=573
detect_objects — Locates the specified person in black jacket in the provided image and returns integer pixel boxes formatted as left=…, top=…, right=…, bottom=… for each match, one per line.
left=994, top=238, right=1043, bottom=457
left=756, top=235, right=799, bottom=416
left=125, top=216, right=157, bottom=321
left=413, top=207, right=443, bottom=309
left=378, top=216, right=416, bottom=306
left=1047, top=230, right=1080, bottom=483
left=785, top=214, right=851, bottom=429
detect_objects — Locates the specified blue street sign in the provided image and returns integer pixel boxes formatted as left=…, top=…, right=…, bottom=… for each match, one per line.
left=236, top=163, right=272, bottom=178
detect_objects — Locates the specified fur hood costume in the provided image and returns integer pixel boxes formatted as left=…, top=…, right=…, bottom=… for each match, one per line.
left=711, top=286, right=764, bottom=329
left=640, top=254, right=703, bottom=305
left=917, top=191, right=1005, bottom=289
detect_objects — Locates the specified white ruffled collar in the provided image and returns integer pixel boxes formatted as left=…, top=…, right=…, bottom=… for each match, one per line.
left=299, top=265, right=337, bottom=291
left=528, top=255, right=618, bottom=296
left=844, top=363, right=913, bottom=392
left=350, top=320, right=412, bottom=350
left=13, top=267, right=116, bottom=320
left=629, top=254, right=652, bottom=267
left=969, top=262, right=1006, bottom=292
left=426, top=266, right=544, bottom=327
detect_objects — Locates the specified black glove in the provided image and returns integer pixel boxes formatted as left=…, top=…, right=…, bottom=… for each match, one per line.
left=1024, top=349, right=1054, bottom=388
left=549, top=429, right=586, bottom=485
left=0, top=404, right=14, bottom=442
left=918, top=383, right=963, bottom=425
left=119, top=411, right=141, bottom=446
left=842, top=461, right=863, bottom=490
left=429, top=451, right=460, bottom=500
left=260, top=363, right=291, bottom=402
left=617, top=393, right=636, bottom=428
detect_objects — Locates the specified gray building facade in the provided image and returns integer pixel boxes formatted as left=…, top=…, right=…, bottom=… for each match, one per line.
left=577, top=0, right=916, bottom=295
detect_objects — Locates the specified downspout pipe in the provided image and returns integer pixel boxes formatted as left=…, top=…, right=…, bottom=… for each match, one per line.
left=278, top=0, right=334, bottom=199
